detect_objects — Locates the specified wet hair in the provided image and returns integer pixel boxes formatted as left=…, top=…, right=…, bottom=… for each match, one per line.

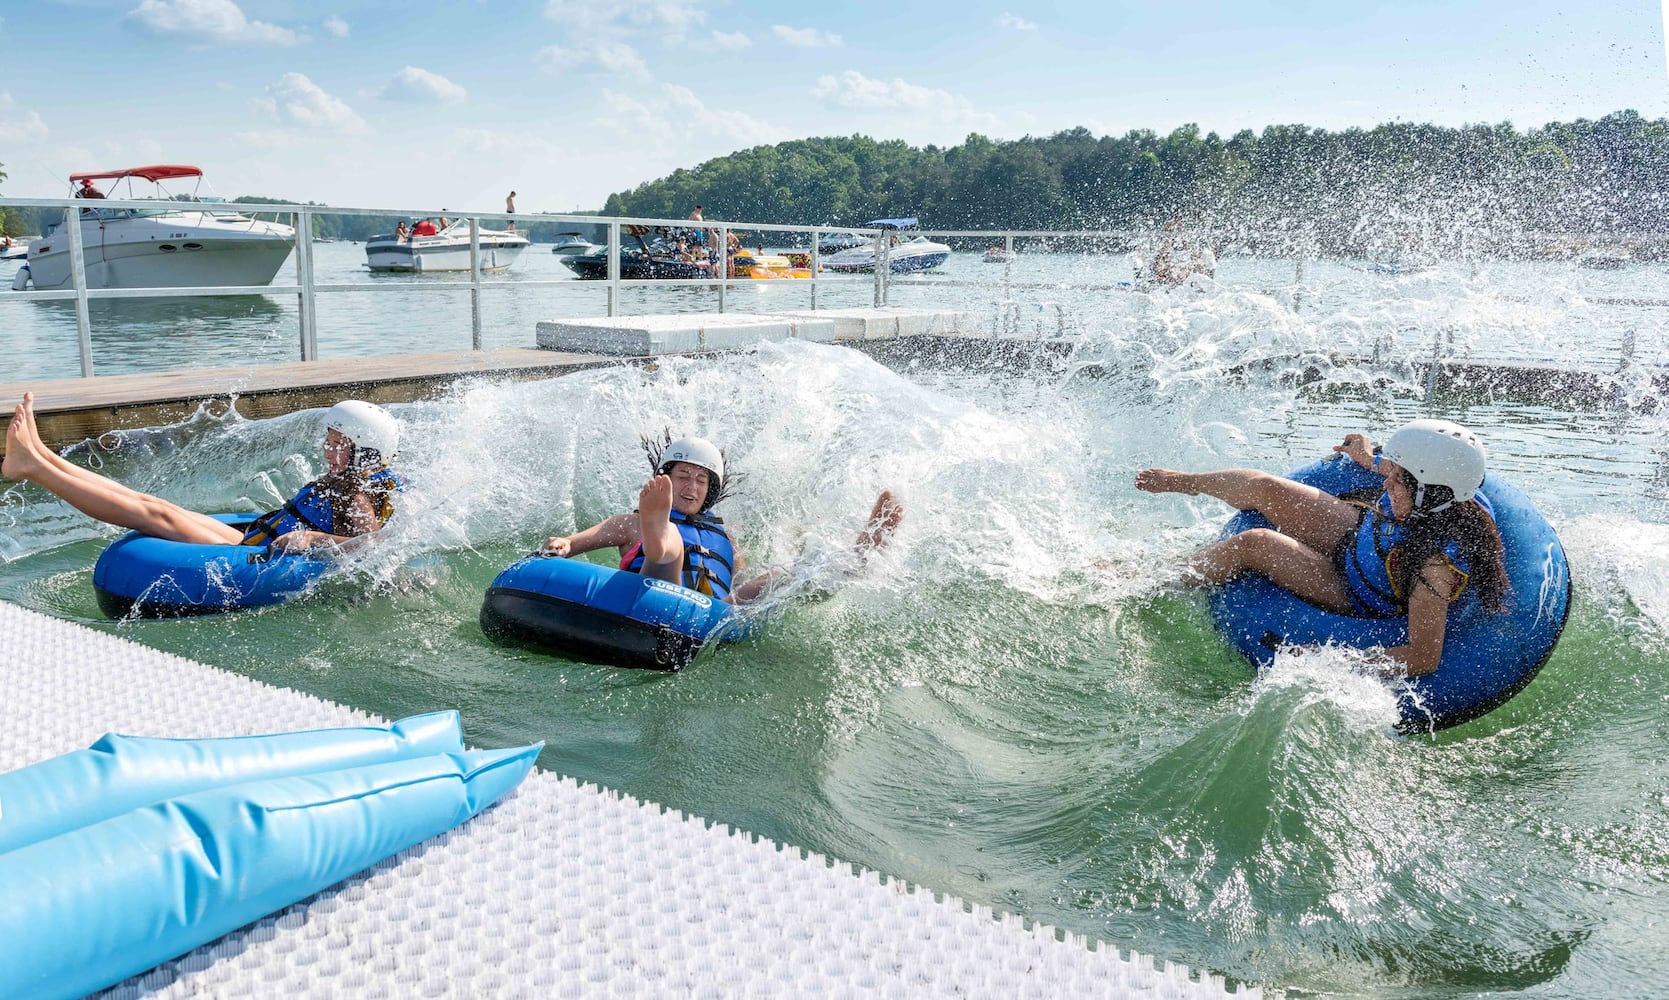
left=640, top=429, right=740, bottom=511
left=311, top=469, right=395, bottom=537
left=1394, top=469, right=1509, bottom=613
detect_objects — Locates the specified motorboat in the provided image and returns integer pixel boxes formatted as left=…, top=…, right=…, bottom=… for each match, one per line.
left=821, top=219, right=951, bottom=274
left=0, top=237, right=27, bottom=262
left=562, top=226, right=709, bottom=280
left=549, top=231, right=602, bottom=259
left=983, top=247, right=1015, bottom=264
left=12, top=165, right=295, bottom=291
left=365, top=218, right=529, bottom=272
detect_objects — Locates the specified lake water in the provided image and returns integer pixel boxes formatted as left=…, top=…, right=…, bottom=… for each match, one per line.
left=2, top=245, right=1668, bottom=996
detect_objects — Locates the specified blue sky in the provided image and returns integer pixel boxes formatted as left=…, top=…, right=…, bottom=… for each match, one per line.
left=0, top=1, right=1663, bottom=215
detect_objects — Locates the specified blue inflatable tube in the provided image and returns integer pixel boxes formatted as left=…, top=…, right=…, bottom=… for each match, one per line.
left=0, top=744, right=539, bottom=1000
left=92, top=513, right=332, bottom=618
left=0, top=711, right=462, bottom=856
left=481, top=554, right=753, bottom=670
left=1208, top=456, right=1571, bottom=733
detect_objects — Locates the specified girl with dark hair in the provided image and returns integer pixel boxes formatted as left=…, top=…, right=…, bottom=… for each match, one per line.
left=1135, top=419, right=1510, bottom=677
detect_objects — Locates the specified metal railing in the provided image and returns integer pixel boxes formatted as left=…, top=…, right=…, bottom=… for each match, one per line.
left=4, top=196, right=1665, bottom=380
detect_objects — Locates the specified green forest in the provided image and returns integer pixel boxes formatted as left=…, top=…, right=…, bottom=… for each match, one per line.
left=5, top=110, right=1667, bottom=258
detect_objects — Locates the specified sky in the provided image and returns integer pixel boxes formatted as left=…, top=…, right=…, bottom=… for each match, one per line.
left=0, top=0, right=1664, bottom=215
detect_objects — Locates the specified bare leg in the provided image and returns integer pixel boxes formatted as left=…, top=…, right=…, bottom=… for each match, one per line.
left=855, top=490, right=903, bottom=553
left=1136, top=467, right=1359, bottom=554
left=635, top=474, right=684, bottom=586
left=3, top=395, right=242, bottom=545
left=1183, top=527, right=1356, bottom=614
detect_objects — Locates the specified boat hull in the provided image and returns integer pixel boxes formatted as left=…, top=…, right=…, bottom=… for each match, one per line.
left=365, top=235, right=529, bottom=272
left=563, top=254, right=709, bottom=280
left=23, top=212, right=294, bottom=290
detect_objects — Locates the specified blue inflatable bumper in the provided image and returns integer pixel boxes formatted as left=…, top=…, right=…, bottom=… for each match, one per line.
left=1207, top=456, right=1571, bottom=733
left=481, top=554, right=751, bottom=670
left=0, top=714, right=538, bottom=1000
left=92, top=513, right=330, bottom=618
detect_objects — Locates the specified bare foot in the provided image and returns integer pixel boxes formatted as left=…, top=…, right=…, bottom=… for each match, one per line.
left=855, top=490, right=903, bottom=553
left=1, top=397, right=42, bottom=481
left=637, top=474, right=676, bottom=563
left=1134, top=469, right=1196, bottom=495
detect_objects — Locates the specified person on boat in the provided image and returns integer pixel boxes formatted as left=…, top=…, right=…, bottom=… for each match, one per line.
left=412, top=218, right=439, bottom=237
left=1134, top=419, right=1510, bottom=677
left=505, top=191, right=517, bottom=231
left=74, top=179, right=104, bottom=199
left=539, top=436, right=903, bottom=604
left=395, top=220, right=411, bottom=243
left=2, top=395, right=404, bottom=556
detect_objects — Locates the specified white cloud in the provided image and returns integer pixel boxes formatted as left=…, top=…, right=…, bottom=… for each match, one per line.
left=126, top=0, right=296, bottom=45
left=598, top=84, right=775, bottom=147
left=0, top=109, right=48, bottom=144
left=994, top=13, right=1037, bottom=31
left=544, top=0, right=705, bottom=42
left=707, top=30, right=751, bottom=50
left=809, top=70, right=999, bottom=134
left=323, top=15, right=349, bottom=38
left=773, top=24, right=841, bottom=48
left=379, top=66, right=467, bottom=105
left=256, top=73, right=366, bottom=132
left=536, top=42, right=649, bottom=77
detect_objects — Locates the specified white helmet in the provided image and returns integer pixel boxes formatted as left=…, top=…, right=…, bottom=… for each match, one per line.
left=325, top=400, right=399, bottom=467
left=660, top=436, right=724, bottom=509
left=1382, top=418, right=1485, bottom=513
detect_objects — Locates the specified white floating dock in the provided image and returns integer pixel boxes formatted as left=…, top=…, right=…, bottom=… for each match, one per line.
left=0, top=601, right=1256, bottom=998
left=535, top=308, right=973, bottom=355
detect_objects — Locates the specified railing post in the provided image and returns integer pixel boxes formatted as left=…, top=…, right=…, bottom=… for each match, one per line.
left=1292, top=256, right=1306, bottom=313
left=810, top=234, right=820, bottom=311
left=1004, top=233, right=1014, bottom=300
left=872, top=232, right=884, bottom=307
left=469, top=218, right=483, bottom=349
left=717, top=226, right=728, bottom=313
left=607, top=221, right=620, bottom=317
left=295, top=208, right=318, bottom=361
left=65, top=206, right=93, bottom=377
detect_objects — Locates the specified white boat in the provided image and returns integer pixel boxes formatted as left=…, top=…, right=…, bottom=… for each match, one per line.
left=549, top=231, right=602, bottom=259
left=983, top=247, right=1015, bottom=264
left=365, top=218, right=529, bottom=272
left=0, top=238, right=27, bottom=262
left=13, top=165, right=295, bottom=291
left=821, top=218, right=951, bottom=274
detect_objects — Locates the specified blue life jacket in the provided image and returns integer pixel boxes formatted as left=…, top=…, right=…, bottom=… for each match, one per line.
left=1340, top=492, right=1490, bottom=617
left=619, top=509, right=735, bottom=599
left=241, top=468, right=405, bottom=546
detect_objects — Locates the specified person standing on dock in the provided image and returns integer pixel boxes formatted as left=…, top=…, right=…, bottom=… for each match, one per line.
left=3, top=395, right=405, bottom=555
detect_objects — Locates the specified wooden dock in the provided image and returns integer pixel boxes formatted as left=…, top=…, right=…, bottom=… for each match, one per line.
left=0, top=348, right=626, bottom=452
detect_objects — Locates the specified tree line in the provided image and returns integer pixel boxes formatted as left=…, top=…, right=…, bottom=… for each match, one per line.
left=600, top=110, right=1669, bottom=258
left=6, top=110, right=1667, bottom=258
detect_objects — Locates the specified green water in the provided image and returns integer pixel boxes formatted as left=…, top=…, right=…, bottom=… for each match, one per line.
left=3, top=313, right=1668, bottom=996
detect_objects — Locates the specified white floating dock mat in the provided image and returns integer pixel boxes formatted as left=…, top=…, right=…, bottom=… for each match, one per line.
left=534, top=308, right=972, bottom=355
left=0, top=601, right=1257, bottom=999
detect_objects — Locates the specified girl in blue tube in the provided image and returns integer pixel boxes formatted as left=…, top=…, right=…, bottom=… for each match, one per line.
left=1136, top=419, right=1510, bottom=677
left=4, top=393, right=402, bottom=554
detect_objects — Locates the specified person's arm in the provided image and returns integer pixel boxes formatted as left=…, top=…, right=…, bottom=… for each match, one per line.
left=273, top=494, right=380, bottom=554
left=541, top=513, right=638, bottom=557
left=1378, top=558, right=1461, bottom=677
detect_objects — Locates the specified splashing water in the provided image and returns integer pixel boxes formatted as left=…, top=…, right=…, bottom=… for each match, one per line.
left=2, top=255, right=1668, bottom=997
